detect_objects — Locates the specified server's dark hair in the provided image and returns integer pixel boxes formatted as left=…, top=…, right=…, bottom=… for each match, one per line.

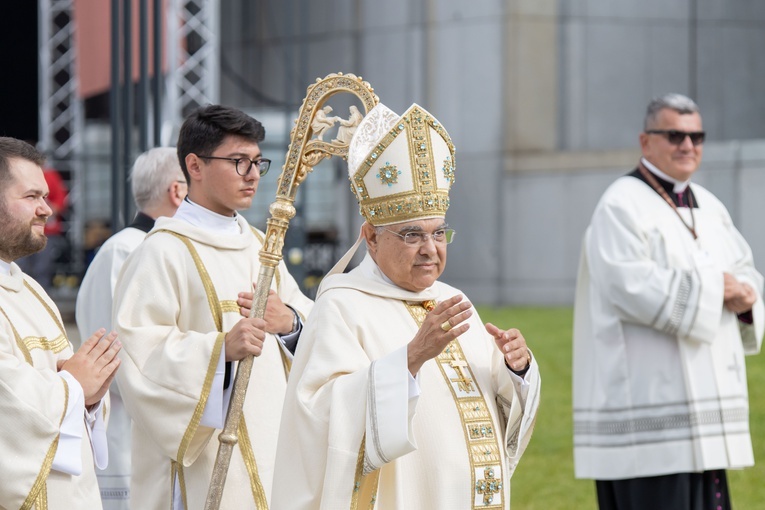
left=176, top=104, right=265, bottom=183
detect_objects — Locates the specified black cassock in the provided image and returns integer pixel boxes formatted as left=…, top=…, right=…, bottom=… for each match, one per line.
left=596, top=470, right=730, bottom=510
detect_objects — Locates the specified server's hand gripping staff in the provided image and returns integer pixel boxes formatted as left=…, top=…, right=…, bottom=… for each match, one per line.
left=205, top=73, right=379, bottom=510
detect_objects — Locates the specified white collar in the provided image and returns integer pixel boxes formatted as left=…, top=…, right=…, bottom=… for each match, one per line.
left=0, top=259, right=11, bottom=276
left=641, top=157, right=690, bottom=194
left=173, top=198, right=241, bottom=235
left=360, top=253, right=398, bottom=287
left=359, top=252, right=439, bottom=295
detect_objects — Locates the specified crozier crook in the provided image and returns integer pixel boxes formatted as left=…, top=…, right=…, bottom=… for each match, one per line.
left=204, top=73, right=379, bottom=510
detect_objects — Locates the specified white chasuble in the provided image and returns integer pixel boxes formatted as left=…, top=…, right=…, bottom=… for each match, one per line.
left=271, top=254, right=540, bottom=510
left=0, top=264, right=103, bottom=510
left=573, top=176, right=764, bottom=480
left=112, top=215, right=313, bottom=510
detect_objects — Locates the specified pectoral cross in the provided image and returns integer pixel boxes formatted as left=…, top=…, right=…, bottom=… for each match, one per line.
left=475, top=466, right=502, bottom=505
left=728, top=355, right=742, bottom=383
left=448, top=350, right=474, bottom=392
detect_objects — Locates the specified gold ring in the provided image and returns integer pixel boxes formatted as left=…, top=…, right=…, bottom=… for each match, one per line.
left=440, top=321, right=452, bottom=332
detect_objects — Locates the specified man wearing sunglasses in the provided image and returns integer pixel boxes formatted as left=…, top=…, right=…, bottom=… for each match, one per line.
left=272, top=103, right=540, bottom=509
left=574, top=93, right=763, bottom=510
left=112, top=105, right=313, bottom=509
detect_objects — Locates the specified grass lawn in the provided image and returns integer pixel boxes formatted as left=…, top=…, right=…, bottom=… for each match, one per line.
left=475, top=307, right=765, bottom=510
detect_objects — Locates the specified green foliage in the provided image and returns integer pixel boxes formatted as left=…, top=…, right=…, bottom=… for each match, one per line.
left=476, top=307, right=765, bottom=510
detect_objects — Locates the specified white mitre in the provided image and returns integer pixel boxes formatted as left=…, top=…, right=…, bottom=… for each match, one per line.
left=345, top=103, right=456, bottom=227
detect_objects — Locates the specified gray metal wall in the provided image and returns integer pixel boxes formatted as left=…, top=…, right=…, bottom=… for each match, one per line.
left=559, top=0, right=765, bottom=150
left=479, top=142, right=765, bottom=305
left=218, top=0, right=765, bottom=305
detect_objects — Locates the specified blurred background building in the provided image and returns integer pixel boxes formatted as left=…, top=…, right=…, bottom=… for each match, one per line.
left=2, top=0, right=764, bottom=307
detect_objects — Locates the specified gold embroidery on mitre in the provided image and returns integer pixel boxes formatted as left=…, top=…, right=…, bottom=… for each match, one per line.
left=403, top=302, right=504, bottom=509
left=376, top=162, right=401, bottom=187
left=350, top=105, right=455, bottom=226
left=443, top=155, right=455, bottom=184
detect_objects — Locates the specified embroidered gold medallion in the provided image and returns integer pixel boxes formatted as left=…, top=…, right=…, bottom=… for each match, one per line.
left=376, top=162, right=400, bottom=187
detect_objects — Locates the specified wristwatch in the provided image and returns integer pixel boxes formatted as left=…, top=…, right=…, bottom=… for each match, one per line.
left=288, top=306, right=300, bottom=334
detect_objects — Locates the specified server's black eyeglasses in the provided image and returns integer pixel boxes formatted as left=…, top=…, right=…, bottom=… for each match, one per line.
left=197, top=155, right=271, bottom=176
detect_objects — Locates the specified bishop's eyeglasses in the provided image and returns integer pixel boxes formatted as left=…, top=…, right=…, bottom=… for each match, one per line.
left=382, top=227, right=456, bottom=246
left=197, top=155, right=272, bottom=177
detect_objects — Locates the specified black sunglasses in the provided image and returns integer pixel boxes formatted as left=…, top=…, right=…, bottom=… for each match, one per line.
left=645, top=129, right=705, bottom=146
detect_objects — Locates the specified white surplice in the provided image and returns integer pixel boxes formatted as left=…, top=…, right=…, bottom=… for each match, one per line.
left=573, top=175, right=764, bottom=480
left=76, top=225, right=146, bottom=509
left=113, top=213, right=313, bottom=510
left=1, top=263, right=107, bottom=510
left=272, top=254, right=540, bottom=510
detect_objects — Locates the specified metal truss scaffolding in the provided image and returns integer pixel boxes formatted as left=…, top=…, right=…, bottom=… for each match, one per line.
left=167, top=0, right=220, bottom=123
left=38, top=0, right=85, bottom=280
left=38, top=0, right=84, bottom=166
left=39, top=0, right=220, bottom=166
left=37, top=0, right=221, bottom=273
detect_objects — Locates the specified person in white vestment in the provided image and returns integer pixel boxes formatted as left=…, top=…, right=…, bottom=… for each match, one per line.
left=112, top=105, right=313, bottom=510
left=0, top=137, right=121, bottom=509
left=573, top=93, right=764, bottom=510
left=75, top=147, right=186, bottom=509
left=270, top=103, right=541, bottom=510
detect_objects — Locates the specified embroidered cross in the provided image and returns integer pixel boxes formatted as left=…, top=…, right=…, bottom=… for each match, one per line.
left=475, top=466, right=502, bottom=505
left=728, top=355, right=742, bottom=383
left=447, top=350, right=474, bottom=392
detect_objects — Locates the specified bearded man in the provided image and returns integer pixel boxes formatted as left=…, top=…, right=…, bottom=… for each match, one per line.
left=0, top=137, right=120, bottom=509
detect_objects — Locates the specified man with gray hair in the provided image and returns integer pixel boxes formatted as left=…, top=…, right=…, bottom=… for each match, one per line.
left=271, top=102, right=540, bottom=509
left=76, top=147, right=186, bottom=509
left=573, top=94, right=763, bottom=509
